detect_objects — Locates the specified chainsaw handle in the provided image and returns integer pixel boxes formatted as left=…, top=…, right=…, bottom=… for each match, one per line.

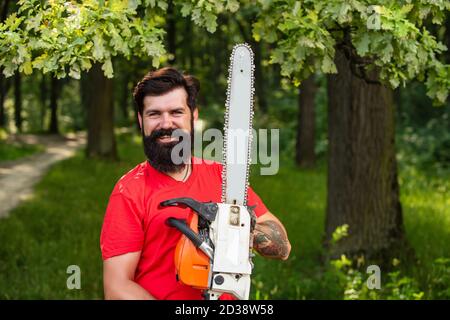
left=166, top=218, right=203, bottom=248
left=160, top=197, right=218, bottom=222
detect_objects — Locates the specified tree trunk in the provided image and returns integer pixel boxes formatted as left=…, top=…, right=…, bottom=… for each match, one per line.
left=0, top=71, right=7, bottom=128
left=0, top=77, right=11, bottom=129
left=40, top=73, right=48, bottom=131
left=14, top=73, right=22, bottom=132
left=121, top=72, right=130, bottom=121
left=325, top=48, right=406, bottom=264
left=85, top=63, right=117, bottom=160
left=296, top=75, right=317, bottom=167
left=1, top=0, right=10, bottom=21
left=166, top=0, right=176, bottom=64
left=129, top=66, right=142, bottom=134
left=253, top=41, right=268, bottom=113
left=79, top=72, right=89, bottom=133
left=269, top=43, right=282, bottom=89
left=186, top=19, right=194, bottom=70
left=214, top=15, right=226, bottom=89
left=0, top=1, right=10, bottom=128
left=48, top=77, right=60, bottom=134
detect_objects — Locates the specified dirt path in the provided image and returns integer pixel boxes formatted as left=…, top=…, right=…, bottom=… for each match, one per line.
left=0, top=133, right=86, bottom=218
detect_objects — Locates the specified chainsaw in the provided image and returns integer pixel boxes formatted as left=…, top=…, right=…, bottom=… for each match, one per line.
left=160, top=44, right=256, bottom=300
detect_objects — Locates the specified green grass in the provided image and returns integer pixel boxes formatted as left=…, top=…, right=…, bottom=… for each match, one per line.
left=249, top=159, right=450, bottom=299
left=0, top=134, right=144, bottom=299
left=0, top=134, right=448, bottom=299
left=249, top=159, right=333, bottom=299
left=0, top=141, right=45, bottom=162
left=400, top=166, right=450, bottom=261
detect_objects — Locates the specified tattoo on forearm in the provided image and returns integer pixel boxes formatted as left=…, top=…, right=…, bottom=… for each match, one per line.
left=253, top=220, right=290, bottom=259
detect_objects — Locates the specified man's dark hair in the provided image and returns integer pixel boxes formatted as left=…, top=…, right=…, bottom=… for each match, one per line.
left=133, top=67, right=200, bottom=116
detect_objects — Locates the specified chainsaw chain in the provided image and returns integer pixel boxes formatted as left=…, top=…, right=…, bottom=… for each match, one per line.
left=221, top=43, right=255, bottom=206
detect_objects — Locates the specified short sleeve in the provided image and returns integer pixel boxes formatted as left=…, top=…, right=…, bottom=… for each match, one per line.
left=247, top=186, right=268, bottom=217
left=100, top=191, right=144, bottom=260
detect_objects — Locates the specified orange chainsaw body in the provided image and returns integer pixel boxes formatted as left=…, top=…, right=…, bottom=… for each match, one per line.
left=173, top=213, right=210, bottom=289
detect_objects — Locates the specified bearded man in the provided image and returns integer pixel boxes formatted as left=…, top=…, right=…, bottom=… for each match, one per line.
left=100, top=67, right=291, bottom=300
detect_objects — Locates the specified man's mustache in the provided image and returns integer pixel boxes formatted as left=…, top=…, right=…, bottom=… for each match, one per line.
left=150, top=128, right=177, bottom=140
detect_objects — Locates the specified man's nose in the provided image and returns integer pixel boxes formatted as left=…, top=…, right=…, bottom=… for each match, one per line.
left=160, top=113, right=173, bottom=129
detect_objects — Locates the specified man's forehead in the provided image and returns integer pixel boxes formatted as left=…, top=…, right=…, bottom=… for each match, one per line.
left=143, top=88, right=189, bottom=111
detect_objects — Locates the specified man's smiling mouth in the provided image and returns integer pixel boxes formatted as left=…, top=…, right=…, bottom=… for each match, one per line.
left=158, top=135, right=179, bottom=143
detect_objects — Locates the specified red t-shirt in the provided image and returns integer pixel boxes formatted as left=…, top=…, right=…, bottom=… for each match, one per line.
left=100, top=157, right=268, bottom=300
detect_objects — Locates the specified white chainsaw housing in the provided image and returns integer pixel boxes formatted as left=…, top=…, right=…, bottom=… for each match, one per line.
left=207, top=203, right=253, bottom=300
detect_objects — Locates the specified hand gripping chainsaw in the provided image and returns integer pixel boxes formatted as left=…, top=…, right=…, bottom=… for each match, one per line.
left=160, top=44, right=256, bottom=300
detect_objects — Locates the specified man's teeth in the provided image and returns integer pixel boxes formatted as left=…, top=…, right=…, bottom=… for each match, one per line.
left=159, top=136, right=177, bottom=140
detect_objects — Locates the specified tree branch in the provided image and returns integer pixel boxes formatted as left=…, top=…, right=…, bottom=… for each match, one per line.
left=337, top=28, right=381, bottom=85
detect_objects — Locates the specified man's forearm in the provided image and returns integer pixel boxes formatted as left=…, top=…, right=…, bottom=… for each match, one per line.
left=105, top=279, right=156, bottom=300
left=253, top=220, right=291, bottom=260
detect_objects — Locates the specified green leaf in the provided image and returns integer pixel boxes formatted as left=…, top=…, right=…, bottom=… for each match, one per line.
left=354, top=33, right=370, bottom=56
left=4, top=13, right=24, bottom=31
left=69, top=64, right=81, bottom=79
left=128, top=0, right=139, bottom=11
left=204, top=12, right=217, bottom=33
left=389, top=77, right=400, bottom=88
left=92, top=33, right=105, bottom=60
left=72, top=37, right=86, bottom=46
left=80, top=58, right=92, bottom=71
left=331, top=224, right=349, bottom=244
left=270, top=49, right=284, bottom=64
left=157, top=1, right=168, bottom=11
left=338, top=3, right=351, bottom=23
left=435, top=88, right=448, bottom=104
left=225, top=0, right=240, bottom=12
left=22, top=60, right=33, bottom=75
left=145, top=0, right=156, bottom=7
left=321, top=54, right=337, bottom=73
left=152, top=55, right=160, bottom=68
left=101, top=58, right=113, bottom=78
left=2, top=61, right=16, bottom=78
left=258, top=0, right=272, bottom=10
left=180, top=3, right=192, bottom=17
left=380, top=42, right=394, bottom=63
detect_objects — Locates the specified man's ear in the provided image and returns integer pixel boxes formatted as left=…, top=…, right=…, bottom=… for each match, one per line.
left=193, top=108, right=199, bottom=122
left=138, top=112, right=143, bottom=131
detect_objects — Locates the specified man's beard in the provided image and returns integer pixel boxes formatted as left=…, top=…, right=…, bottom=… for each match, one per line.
left=142, top=121, right=194, bottom=174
